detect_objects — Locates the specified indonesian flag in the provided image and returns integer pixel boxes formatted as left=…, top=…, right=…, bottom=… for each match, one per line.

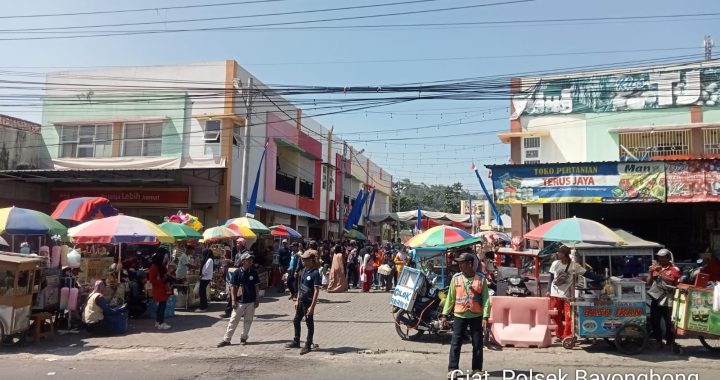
left=471, top=162, right=477, bottom=171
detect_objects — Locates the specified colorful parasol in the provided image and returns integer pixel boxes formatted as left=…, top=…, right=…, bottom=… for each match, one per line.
left=524, top=217, right=625, bottom=245
left=474, top=231, right=511, bottom=244
left=269, top=225, right=302, bottom=238
left=0, top=236, right=7, bottom=246
left=343, top=229, right=367, bottom=241
left=0, top=206, right=68, bottom=236
left=158, top=222, right=203, bottom=241
left=68, top=215, right=174, bottom=244
left=225, top=216, right=270, bottom=235
left=202, top=226, right=240, bottom=242
left=51, top=197, right=118, bottom=223
left=226, top=224, right=258, bottom=239
left=406, top=225, right=483, bottom=248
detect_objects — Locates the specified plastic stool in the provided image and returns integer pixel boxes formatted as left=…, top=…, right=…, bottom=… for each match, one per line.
left=28, top=312, right=54, bottom=343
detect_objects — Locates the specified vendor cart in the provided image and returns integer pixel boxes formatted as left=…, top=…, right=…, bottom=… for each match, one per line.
left=0, top=251, right=42, bottom=344
left=671, top=274, right=720, bottom=353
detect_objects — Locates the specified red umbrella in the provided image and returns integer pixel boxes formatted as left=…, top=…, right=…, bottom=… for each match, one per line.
left=269, top=225, right=302, bottom=238
left=51, top=197, right=118, bottom=223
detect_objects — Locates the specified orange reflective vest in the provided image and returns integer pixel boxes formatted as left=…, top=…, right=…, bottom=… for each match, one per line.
left=453, top=274, right=485, bottom=314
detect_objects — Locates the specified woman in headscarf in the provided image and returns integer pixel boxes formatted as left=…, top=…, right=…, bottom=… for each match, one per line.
left=149, top=248, right=171, bottom=330
left=326, top=244, right=348, bottom=293
left=83, top=280, right=122, bottom=335
left=198, top=248, right=214, bottom=312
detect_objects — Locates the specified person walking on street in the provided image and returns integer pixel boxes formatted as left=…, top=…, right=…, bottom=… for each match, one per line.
left=285, top=251, right=321, bottom=355
left=646, top=249, right=680, bottom=350
left=547, top=245, right=587, bottom=341
left=197, top=248, right=214, bottom=312
left=278, top=239, right=292, bottom=291
left=326, top=244, right=348, bottom=293
left=287, top=242, right=302, bottom=300
left=441, top=252, right=490, bottom=379
left=149, top=249, right=172, bottom=330
left=218, top=253, right=261, bottom=347
left=361, top=245, right=375, bottom=292
left=346, top=241, right=359, bottom=289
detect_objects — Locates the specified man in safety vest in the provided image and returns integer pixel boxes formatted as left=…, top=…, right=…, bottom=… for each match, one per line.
left=440, top=252, right=490, bottom=380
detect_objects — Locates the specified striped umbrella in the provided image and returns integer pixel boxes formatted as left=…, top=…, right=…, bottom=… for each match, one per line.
left=406, top=225, right=483, bottom=248
left=202, top=226, right=241, bottom=242
left=51, top=197, right=118, bottom=223
left=68, top=215, right=174, bottom=244
left=227, top=224, right=258, bottom=238
left=474, top=231, right=511, bottom=244
left=269, top=225, right=302, bottom=238
left=0, top=206, right=68, bottom=236
left=525, top=217, right=625, bottom=245
left=225, top=216, right=270, bottom=235
left=158, top=222, right=203, bottom=241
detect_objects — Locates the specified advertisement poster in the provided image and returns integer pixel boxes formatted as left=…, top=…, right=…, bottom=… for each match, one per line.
left=490, top=162, right=666, bottom=204
left=686, top=289, right=720, bottom=335
left=577, top=304, right=646, bottom=337
left=666, top=160, right=720, bottom=203
left=510, top=63, right=720, bottom=119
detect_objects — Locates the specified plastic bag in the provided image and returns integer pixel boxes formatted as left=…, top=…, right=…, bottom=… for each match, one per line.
left=193, top=282, right=200, bottom=296
left=360, top=272, right=367, bottom=283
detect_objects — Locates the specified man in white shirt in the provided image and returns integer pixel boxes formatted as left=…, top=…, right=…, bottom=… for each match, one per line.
left=547, top=245, right=586, bottom=340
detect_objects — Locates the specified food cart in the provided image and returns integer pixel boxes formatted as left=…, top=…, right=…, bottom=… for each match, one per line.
left=671, top=274, right=720, bottom=352
left=0, top=251, right=42, bottom=344
left=562, top=233, right=658, bottom=355
left=411, top=247, right=448, bottom=287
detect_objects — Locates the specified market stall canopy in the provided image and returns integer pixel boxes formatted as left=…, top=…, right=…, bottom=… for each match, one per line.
left=51, top=197, right=118, bottom=223
left=68, top=215, right=174, bottom=244
left=226, top=224, right=258, bottom=239
left=158, top=222, right=202, bottom=241
left=574, top=229, right=662, bottom=256
left=225, top=217, right=270, bottom=235
left=0, top=236, right=7, bottom=246
left=406, top=225, right=483, bottom=249
left=202, top=226, right=241, bottom=242
left=525, top=217, right=625, bottom=246
left=369, top=210, right=474, bottom=224
left=0, top=206, right=68, bottom=236
left=269, top=225, right=302, bottom=238
left=474, top=231, right=511, bottom=244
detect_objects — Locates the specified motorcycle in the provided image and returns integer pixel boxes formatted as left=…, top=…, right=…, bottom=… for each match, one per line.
left=679, top=259, right=704, bottom=284
left=501, top=276, right=531, bottom=297
left=392, top=272, right=453, bottom=340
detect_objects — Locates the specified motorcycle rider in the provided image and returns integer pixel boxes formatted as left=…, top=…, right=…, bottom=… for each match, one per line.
left=440, top=252, right=490, bottom=379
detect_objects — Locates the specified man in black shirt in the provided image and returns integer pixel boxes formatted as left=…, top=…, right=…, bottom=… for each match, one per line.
left=277, top=239, right=291, bottom=291
left=217, top=253, right=260, bottom=347
left=285, top=251, right=321, bottom=355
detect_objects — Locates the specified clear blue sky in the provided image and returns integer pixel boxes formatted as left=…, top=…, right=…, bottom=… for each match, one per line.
left=0, top=0, right=717, bottom=192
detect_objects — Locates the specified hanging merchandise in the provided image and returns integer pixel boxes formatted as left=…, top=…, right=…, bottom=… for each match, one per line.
left=67, top=249, right=81, bottom=268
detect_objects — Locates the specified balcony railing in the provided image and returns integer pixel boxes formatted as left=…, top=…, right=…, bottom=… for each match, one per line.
left=619, top=130, right=690, bottom=160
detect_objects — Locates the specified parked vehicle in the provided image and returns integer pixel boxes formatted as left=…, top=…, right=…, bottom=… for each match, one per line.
left=391, top=267, right=452, bottom=340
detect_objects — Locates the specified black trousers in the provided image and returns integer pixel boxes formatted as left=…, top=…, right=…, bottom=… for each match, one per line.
left=347, top=264, right=358, bottom=288
left=650, top=299, right=674, bottom=344
left=448, top=316, right=484, bottom=372
left=199, top=279, right=210, bottom=310
left=293, top=300, right=315, bottom=346
left=288, top=272, right=298, bottom=298
left=155, top=301, right=166, bottom=324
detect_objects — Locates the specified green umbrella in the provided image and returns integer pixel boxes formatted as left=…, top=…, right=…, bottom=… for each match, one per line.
left=344, top=229, right=367, bottom=240
left=158, top=222, right=202, bottom=241
left=225, top=216, right=270, bottom=235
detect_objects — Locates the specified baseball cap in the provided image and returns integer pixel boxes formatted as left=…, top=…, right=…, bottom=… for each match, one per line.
left=656, top=249, right=672, bottom=257
left=282, top=239, right=288, bottom=244
left=454, top=252, right=475, bottom=263
left=239, top=252, right=254, bottom=262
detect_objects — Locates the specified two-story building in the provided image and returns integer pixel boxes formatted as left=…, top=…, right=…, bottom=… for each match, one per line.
left=489, top=60, right=720, bottom=256
left=0, top=61, right=392, bottom=239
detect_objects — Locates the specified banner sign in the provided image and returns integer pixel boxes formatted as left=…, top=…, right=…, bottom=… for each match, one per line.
left=666, top=160, right=720, bottom=203
left=511, top=62, right=720, bottom=119
left=50, top=187, right=190, bottom=208
left=491, top=162, right=666, bottom=204
left=577, top=303, right=646, bottom=338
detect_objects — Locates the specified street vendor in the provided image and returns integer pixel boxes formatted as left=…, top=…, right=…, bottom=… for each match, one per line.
left=646, top=249, right=680, bottom=350
left=83, top=280, right=124, bottom=335
left=547, top=245, right=588, bottom=341
left=441, top=252, right=490, bottom=379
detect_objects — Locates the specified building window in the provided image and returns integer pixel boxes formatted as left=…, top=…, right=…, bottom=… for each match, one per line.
left=122, top=122, right=162, bottom=157
left=619, top=130, right=690, bottom=160
left=321, top=166, right=327, bottom=190
left=59, top=124, right=112, bottom=158
left=276, top=171, right=296, bottom=194
left=522, top=137, right=541, bottom=164
left=203, top=120, right=221, bottom=142
left=299, top=179, right=314, bottom=198
left=704, top=128, right=720, bottom=154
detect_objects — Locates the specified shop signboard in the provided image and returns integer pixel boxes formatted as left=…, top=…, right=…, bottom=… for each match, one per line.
left=511, top=62, right=720, bottom=119
left=490, top=162, right=666, bottom=204
left=577, top=303, right=646, bottom=337
left=390, top=267, right=424, bottom=311
left=666, top=160, right=720, bottom=203
left=50, top=187, right=190, bottom=208
left=684, top=288, right=720, bottom=335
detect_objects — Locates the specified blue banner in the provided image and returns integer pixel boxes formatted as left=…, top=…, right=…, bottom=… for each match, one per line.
left=489, top=162, right=666, bottom=204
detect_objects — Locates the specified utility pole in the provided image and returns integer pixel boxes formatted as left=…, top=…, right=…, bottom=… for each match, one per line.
left=240, top=78, right=255, bottom=214
left=339, top=142, right=347, bottom=229
left=395, top=179, right=400, bottom=240
left=705, top=35, right=714, bottom=61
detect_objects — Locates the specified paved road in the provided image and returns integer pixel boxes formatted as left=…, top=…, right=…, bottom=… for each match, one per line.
left=2, top=288, right=719, bottom=379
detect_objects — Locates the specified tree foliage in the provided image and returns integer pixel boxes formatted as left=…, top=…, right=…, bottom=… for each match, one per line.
left=392, top=178, right=476, bottom=214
